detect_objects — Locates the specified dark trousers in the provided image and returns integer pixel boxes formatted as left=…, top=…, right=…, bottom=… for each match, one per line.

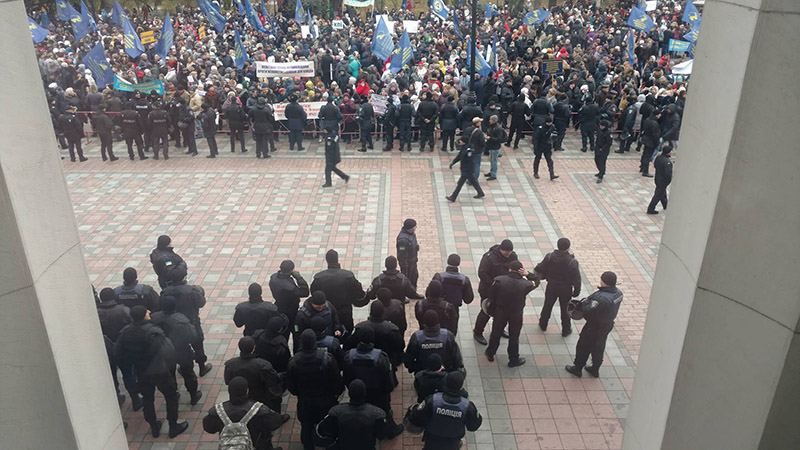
left=486, top=307, right=524, bottom=360
left=620, top=131, right=639, bottom=152
left=289, top=129, right=303, bottom=150
left=540, top=284, right=572, bottom=332
left=67, top=137, right=85, bottom=161
left=125, top=134, right=145, bottom=159
left=255, top=132, right=271, bottom=157
left=554, top=123, right=568, bottom=150
left=139, top=374, right=179, bottom=426
left=581, top=128, right=595, bottom=151
left=450, top=173, right=485, bottom=199
left=193, top=322, right=207, bottom=366
left=648, top=185, right=669, bottom=212
left=398, top=122, right=411, bottom=150
left=419, top=128, right=434, bottom=151
left=325, top=162, right=348, bottom=185
left=573, top=322, right=614, bottom=369
left=111, top=360, right=138, bottom=397
left=177, top=358, right=198, bottom=394
left=474, top=309, right=491, bottom=334
left=438, top=129, right=454, bottom=151
left=399, top=260, right=419, bottom=288
left=368, top=391, right=401, bottom=433
left=359, top=127, right=373, bottom=149
left=595, top=150, right=609, bottom=177
left=506, top=124, right=524, bottom=148
left=384, top=125, right=395, bottom=149
left=230, top=127, right=246, bottom=152
left=152, top=132, right=169, bottom=159
left=182, top=128, right=197, bottom=154
left=99, top=133, right=115, bottom=160
left=143, top=129, right=152, bottom=151
left=533, top=151, right=555, bottom=177
left=171, top=124, right=182, bottom=146
left=206, top=134, right=218, bottom=156
left=641, top=144, right=656, bottom=174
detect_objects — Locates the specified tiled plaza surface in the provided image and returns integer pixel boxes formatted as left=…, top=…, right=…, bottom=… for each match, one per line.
left=63, top=130, right=667, bottom=450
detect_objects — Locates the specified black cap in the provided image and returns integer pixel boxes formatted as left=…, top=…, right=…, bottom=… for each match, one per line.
left=157, top=235, right=171, bottom=249
left=248, top=282, right=262, bottom=300
left=426, top=353, right=443, bottom=371
left=311, top=290, right=327, bottom=305
left=445, top=371, right=465, bottom=394
left=99, top=288, right=117, bottom=304
left=385, top=256, right=398, bottom=270
left=325, top=249, right=339, bottom=265
left=130, top=305, right=147, bottom=322
left=403, top=218, right=417, bottom=229
left=348, top=379, right=367, bottom=405
left=369, top=301, right=384, bottom=319
left=280, top=260, right=295, bottom=273
left=425, top=280, right=443, bottom=298
left=601, top=271, right=617, bottom=287
left=123, top=267, right=138, bottom=283
left=500, top=239, right=514, bottom=251
left=423, top=310, right=439, bottom=327
left=557, top=238, right=571, bottom=251
left=447, top=254, right=461, bottom=266
left=508, top=261, right=523, bottom=271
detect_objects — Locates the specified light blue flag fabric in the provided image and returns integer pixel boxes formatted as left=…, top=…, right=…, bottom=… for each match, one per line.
left=484, top=3, right=495, bottom=20
left=80, top=0, right=96, bottom=31
left=56, top=0, right=79, bottom=22
left=122, top=15, right=145, bottom=58
left=452, top=13, right=464, bottom=39
left=40, top=11, right=50, bottom=28
left=72, top=3, right=92, bottom=40
left=234, top=29, right=247, bottom=70
left=198, top=0, right=226, bottom=33
left=83, top=42, right=114, bottom=89
left=111, top=1, right=125, bottom=26
left=295, top=0, right=305, bottom=24
left=28, top=17, right=49, bottom=44
left=683, top=17, right=701, bottom=42
left=371, top=16, right=394, bottom=61
left=627, top=29, right=636, bottom=65
left=466, top=36, right=492, bottom=77
left=234, top=0, right=245, bottom=14
left=668, top=39, right=691, bottom=53
left=389, top=52, right=403, bottom=74
left=627, top=6, right=655, bottom=32
left=156, top=14, right=174, bottom=59
left=243, top=0, right=266, bottom=32
left=682, top=0, right=701, bottom=26
left=430, top=0, right=449, bottom=22
left=398, top=30, right=414, bottom=66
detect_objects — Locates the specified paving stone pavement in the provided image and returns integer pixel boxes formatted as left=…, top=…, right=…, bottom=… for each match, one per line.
left=63, top=131, right=667, bottom=450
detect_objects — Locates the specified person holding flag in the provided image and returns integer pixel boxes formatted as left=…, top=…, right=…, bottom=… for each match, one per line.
left=122, top=15, right=145, bottom=58
left=627, top=5, right=655, bottom=32
left=156, top=14, right=174, bottom=60
left=430, top=0, right=449, bottom=21
left=28, top=17, right=49, bottom=44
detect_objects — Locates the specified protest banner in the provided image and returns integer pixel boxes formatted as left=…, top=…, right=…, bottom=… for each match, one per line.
left=272, top=102, right=325, bottom=120
left=113, top=76, right=165, bottom=96
left=369, top=94, right=388, bottom=115
left=256, top=61, right=316, bottom=78
left=332, top=19, right=345, bottom=29
left=403, top=20, right=419, bottom=33
left=140, top=30, right=156, bottom=45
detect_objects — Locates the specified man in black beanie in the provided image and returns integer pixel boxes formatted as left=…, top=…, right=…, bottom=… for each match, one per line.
left=149, top=235, right=188, bottom=289
left=404, top=310, right=464, bottom=374
left=473, top=239, right=518, bottom=345
left=533, top=238, right=582, bottom=337
left=565, top=271, right=623, bottom=378
left=269, top=259, right=310, bottom=333
left=224, top=337, right=287, bottom=421
left=409, top=371, right=483, bottom=450
left=365, top=255, right=423, bottom=305
left=396, top=219, right=420, bottom=288
left=346, top=301, right=405, bottom=369
left=160, top=267, right=212, bottom=376
left=151, top=295, right=203, bottom=406
left=114, top=267, right=160, bottom=312
left=234, top=282, right=285, bottom=337
left=286, top=329, right=344, bottom=450
left=294, top=291, right=344, bottom=350
left=203, top=376, right=285, bottom=450
left=317, top=380, right=388, bottom=449
left=413, top=354, right=469, bottom=403
left=433, top=254, right=475, bottom=336
left=310, top=250, right=367, bottom=333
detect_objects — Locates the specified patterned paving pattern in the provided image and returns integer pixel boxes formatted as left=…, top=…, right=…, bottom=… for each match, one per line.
left=64, top=131, right=666, bottom=450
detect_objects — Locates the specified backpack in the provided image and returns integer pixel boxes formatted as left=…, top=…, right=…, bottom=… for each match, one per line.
left=217, top=401, right=262, bottom=450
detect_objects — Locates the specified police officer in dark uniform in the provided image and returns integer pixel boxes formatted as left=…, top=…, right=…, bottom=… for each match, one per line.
left=640, top=109, right=662, bottom=176
left=176, top=99, right=197, bottom=156
left=286, top=329, right=344, bottom=450
left=396, top=219, right=420, bottom=288
left=473, top=239, right=517, bottom=345
left=309, top=250, right=366, bottom=332
left=59, top=105, right=88, bottom=162
left=120, top=102, right=148, bottom=160
left=647, top=142, right=673, bottom=214
left=268, top=260, right=310, bottom=333
left=322, top=127, right=350, bottom=187
left=148, top=101, right=170, bottom=160
left=577, top=98, right=600, bottom=152
left=150, top=295, right=203, bottom=406
left=415, top=280, right=458, bottom=335
left=224, top=336, right=288, bottom=420
left=432, top=254, right=475, bottom=336
left=346, top=302, right=405, bottom=370
left=93, top=106, right=118, bottom=161
left=458, top=95, right=482, bottom=132
left=199, top=103, right=218, bottom=158
left=133, top=91, right=152, bottom=151
left=285, top=94, right=307, bottom=151
left=531, top=93, right=554, bottom=127
left=534, top=238, right=582, bottom=337
left=316, top=380, right=388, bottom=449
left=446, top=118, right=486, bottom=202
left=115, top=306, right=189, bottom=439
left=341, top=327, right=404, bottom=438
left=294, top=291, right=345, bottom=347
left=533, top=116, right=559, bottom=180
left=374, top=287, right=408, bottom=335
left=484, top=261, right=538, bottom=367
left=249, top=97, right=275, bottom=158
left=397, top=95, right=414, bottom=152
left=167, top=97, right=183, bottom=148
left=160, top=268, right=213, bottom=377
left=253, top=316, right=291, bottom=374
left=311, top=315, right=345, bottom=368
left=383, top=99, right=397, bottom=151
left=595, top=119, right=612, bottom=183
left=96, top=288, right=137, bottom=409
left=319, top=95, right=343, bottom=135
left=505, top=95, right=530, bottom=149
left=553, top=93, right=572, bottom=151
left=357, top=95, right=375, bottom=152
left=114, top=267, right=160, bottom=312
left=408, top=371, right=482, bottom=450
left=439, top=96, right=459, bottom=152
left=225, top=99, right=248, bottom=153
left=565, top=271, right=623, bottom=378
left=234, top=283, right=285, bottom=336
left=404, top=310, right=464, bottom=374
left=413, top=354, right=469, bottom=403
left=149, top=235, right=187, bottom=289
left=365, top=256, right=422, bottom=305
left=416, top=91, right=439, bottom=152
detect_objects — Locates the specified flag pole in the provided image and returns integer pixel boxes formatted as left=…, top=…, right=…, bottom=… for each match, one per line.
left=469, top=0, right=477, bottom=92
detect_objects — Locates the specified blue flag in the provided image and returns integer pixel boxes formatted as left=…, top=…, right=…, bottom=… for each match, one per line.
left=398, top=30, right=414, bottom=67
left=83, top=42, right=114, bottom=89
left=28, top=17, right=49, bottom=44
left=627, top=29, right=636, bottom=65
left=294, top=0, right=304, bottom=23
left=430, top=0, right=449, bottom=21
left=234, top=29, right=247, bottom=70
left=668, top=39, right=691, bottom=53
left=452, top=13, right=464, bottom=39
left=72, top=3, right=92, bottom=40
left=524, top=8, right=550, bottom=25
left=80, top=0, right=96, bottom=31
left=156, top=14, right=174, bottom=59
left=260, top=0, right=269, bottom=19
left=309, top=12, right=318, bottom=39
left=489, top=34, right=497, bottom=69
left=111, top=1, right=125, bottom=26
left=390, top=53, right=403, bottom=74
left=122, top=15, right=144, bottom=58
left=682, top=0, right=701, bottom=26
left=40, top=12, right=50, bottom=28
left=243, top=0, right=266, bottom=32
left=683, top=18, right=701, bottom=43
left=372, top=16, right=394, bottom=61
left=466, top=36, right=492, bottom=77
left=198, top=0, right=226, bottom=33
left=627, top=6, right=655, bottom=32
left=234, top=0, right=245, bottom=14
left=484, top=3, right=495, bottom=20
left=56, top=0, right=79, bottom=22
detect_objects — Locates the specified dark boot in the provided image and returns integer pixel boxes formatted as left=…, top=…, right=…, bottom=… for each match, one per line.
left=149, top=420, right=162, bottom=438
left=565, top=365, right=583, bottom=377
left=168, top=421, right=189, bottom=438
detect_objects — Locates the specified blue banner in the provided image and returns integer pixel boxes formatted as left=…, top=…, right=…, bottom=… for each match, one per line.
left=156, top=14, right=174, bottom=59
left=122, top=15, right=144, bottom=58
left=294, top=0, right=304, bottom=23
left=452, top=13, right=464, bottom=39
left=627, top=29, right=636, bottom=65
left=466, top=36, right=492, bottom=77
left=683, top=18, right=701, bottom=42
left=28, top=17, right=49, bottom=44
left=372, top=16, right=394, bottom=61
left=668, top=39, right=691, bottom=53
left=40, top=11, right=50, bottom=28
left=71, top=3, right=92, bottom=41
left=430, top=0, right=449, bottom=22
left=113, top=76, right=165, bottom=96
left=524, top=8, right=550, bottom=26
left=83, top=43, right=114, bottom=89
left=198, top=0, right=226, bottom=33
left=111, top=1, right=125, bottom=26
left=398, top=30, right=414, bottom=67
left=80, top=0, right=96, bottom=31
left=243, top=0, right=266, bottom=32
left=234, top=29, right=247, bottom=70
left=627, top=6, right=655, bottom=32
left=56, top=0, right=79, bottom=22
left=682, top=0, right=701, bottom=27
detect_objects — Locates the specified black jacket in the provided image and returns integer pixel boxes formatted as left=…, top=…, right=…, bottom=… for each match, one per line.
left=346, top=318, right=405, bottom=367
left=404, top=325, right=463, bottom=373
left=509, top=100, right=530, bottom=127
left=439, top=102, right=460, bottom=131
left=397, top=103, right=414, bottom=125
left=415, top=297, right=458, bottom=334
left=115, top=321, right=176, bottom=382
left=249, top=104, right=275, bottom=133
left=149, top=246, right=187, bottom=289
left=284, top=101, right=307, bottom=131
left=294, top=299, right=344, bottom=337
left=253, top=326, right=291, bottom=373
left=409, top=391, right=482, bottom=443
left=534, top=123, right=556, bottom=153
left=234, top=299, right=285, bottom=337
left=285, top=348, right=344, bottom=421
left=531, top=98, right=554, bottom=126
left=225, top=104, right=247, bottom=130
left=269, top=271, right=310, bottom=320
left=310, top=265, right=367, bottom=314
left=203, top=399, right=284, bottom=450
left=160, top=283, right=206, bottom=324
left=458, top=104, right=482, bottom=130
left=488, top=272, right=535, bottom=312
left=416, top=100, right=438, bottom=130
left=342, top=343, right=394, bottom=395
left=357, top=102, right=375, bottom=129
left=396, top=229, right=419, bottom=267
left=654, top=154, right=673, bottom=187
left=577, top=102, right=600, bottom=131
left=640, top=117, right=661, bottom=148
left=366, top=270, right=420, bottom=302
left=150, top=311, right=197, bottom=361
left=533, top=249, right=581, bottom=296
left=97, top=300, right=131, bottom=342
left=377, top=298, right=407, bottom=335
left=413, top=370, right=469, bottom=403
left=200, top=109, right=217, bottom=137
left=595, top=127, right=612, bottom=154
left=224, top=353, right=284, bottom=405
left=583, top=286, right=624, bottom=327
left=478, top=244, right=518, bottom=298
left=316, top=401, right=387, bottom=450
left=319, top=102, right=342, bottom=132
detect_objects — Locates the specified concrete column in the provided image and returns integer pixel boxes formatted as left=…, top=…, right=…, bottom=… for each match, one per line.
left=0, top=2, right=128, bottom=449
left=624, top=1, right=800, bottom=449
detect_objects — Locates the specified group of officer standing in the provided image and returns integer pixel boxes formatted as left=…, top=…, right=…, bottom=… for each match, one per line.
left=95, top=219, right=623, bottom=449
